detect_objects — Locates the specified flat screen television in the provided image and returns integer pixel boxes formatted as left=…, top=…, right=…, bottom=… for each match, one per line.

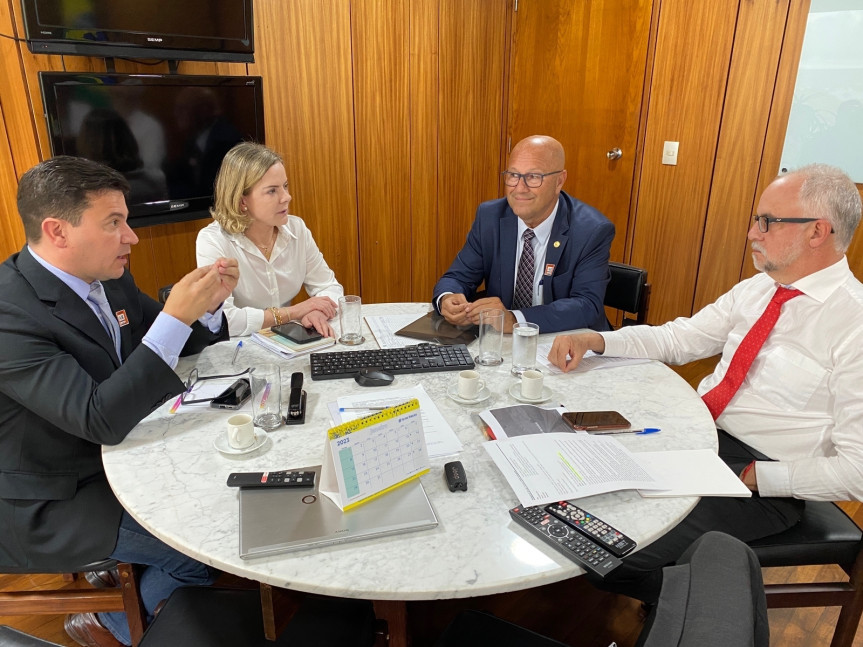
left=22, top=0, right=254, bottom=63
left=40, top=73, right=265, bottom=227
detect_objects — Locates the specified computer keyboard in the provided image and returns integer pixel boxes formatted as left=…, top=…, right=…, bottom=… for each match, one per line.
left=310, top=343, right=475, bottom=381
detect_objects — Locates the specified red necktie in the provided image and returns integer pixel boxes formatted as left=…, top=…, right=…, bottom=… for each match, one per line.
left=701, top=286, right=803, bottom=420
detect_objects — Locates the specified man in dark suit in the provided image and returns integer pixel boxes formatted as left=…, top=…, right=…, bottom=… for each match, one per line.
left=432, top=135, right=614, bottom=334
left=0, top=157, right=239, bottom=646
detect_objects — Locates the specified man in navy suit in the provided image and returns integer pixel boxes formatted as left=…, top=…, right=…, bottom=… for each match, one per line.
left=432, top=135, right=614, bottom=334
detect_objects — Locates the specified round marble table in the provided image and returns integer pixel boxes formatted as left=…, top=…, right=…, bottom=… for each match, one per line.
left=102, top=303, right=716, bottom=638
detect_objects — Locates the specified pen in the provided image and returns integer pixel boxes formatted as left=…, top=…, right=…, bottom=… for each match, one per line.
left=231, top=340, right=243, bottom=365
left=339, top=406, right=389, bottom=412
left=591, top=427, right=661, bottom=436
left=258, top=382, right=271, bottom=409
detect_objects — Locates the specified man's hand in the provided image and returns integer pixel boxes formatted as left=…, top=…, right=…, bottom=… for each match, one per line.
left=163, top=259, right=238, bottom=325
left=464, top=297, right=517, bottom=333
left=440, top=293, right=470, bottom=326
left=547, top=332, right=606, bottom=372
left=292, top=296, right=338, bottom=321
left=301, top=310, right=335, bottom=338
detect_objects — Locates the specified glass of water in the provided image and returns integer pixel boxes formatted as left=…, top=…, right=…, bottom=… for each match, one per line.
left=511, top=321, right=539, bottom=376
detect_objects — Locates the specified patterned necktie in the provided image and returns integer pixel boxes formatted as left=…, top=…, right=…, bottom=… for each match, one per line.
left=512, top=229, right=536, bottom=310
left=701, top=286, right=803, bottom=420
left=88, top=281, right=122, bottom=360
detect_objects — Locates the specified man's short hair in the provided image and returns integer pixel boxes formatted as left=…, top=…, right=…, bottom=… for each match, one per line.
left=790, top=163, right=862, bottom=253
left=210, top=142, right=283, bottom=235
left=17, top=156, right=130, bottom=243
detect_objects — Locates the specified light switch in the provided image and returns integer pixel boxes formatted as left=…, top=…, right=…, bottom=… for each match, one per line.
left=662, top=141, right=679, bottom=166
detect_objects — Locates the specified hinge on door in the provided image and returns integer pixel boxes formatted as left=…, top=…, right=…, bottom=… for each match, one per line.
left=507, top=136, right=511, bottom=154
left=514, top=0, right=518, bottom=11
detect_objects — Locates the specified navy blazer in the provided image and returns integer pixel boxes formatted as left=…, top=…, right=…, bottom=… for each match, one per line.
left=0, top=248, right=227, bottom=569
left=432, top=191, right=614, bottom=333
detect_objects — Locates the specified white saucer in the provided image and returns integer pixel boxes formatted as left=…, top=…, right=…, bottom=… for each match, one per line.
left=447, top=382, right=491, bottom=406
left=214, top=429, right=269, bottom=456
left=508, top=383, right=552, bottom=404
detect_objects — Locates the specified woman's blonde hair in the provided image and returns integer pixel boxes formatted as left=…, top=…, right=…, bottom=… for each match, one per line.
left=210, top=142, right=283, bottom=234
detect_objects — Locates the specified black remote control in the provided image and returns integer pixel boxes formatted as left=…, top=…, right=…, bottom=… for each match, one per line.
left=226, top=470, right=316, bottom=489
left=509, top=505, right=621, bottom=578
left=545, top=501, right=637, bottom=558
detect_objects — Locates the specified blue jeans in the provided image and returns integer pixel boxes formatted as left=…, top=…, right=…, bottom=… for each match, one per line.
left=99, top=511, right=216, bottom=645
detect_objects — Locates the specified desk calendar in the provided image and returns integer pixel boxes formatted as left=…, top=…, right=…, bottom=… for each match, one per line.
left=319, top=398, right=430, bottom=510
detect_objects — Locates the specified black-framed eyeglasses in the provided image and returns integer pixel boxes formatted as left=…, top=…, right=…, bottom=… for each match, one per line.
left=180, top=367, right=251, bottom=404
left=752, top=214, right=834, bottom=234
left=501, top=170, right=563, bottom=188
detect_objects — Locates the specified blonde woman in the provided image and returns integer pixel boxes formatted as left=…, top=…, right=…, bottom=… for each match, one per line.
left=197, top=142, right=343, bottom=336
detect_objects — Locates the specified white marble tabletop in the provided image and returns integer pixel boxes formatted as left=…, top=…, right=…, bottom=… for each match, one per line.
left=102, top=303, right=717, bottom=601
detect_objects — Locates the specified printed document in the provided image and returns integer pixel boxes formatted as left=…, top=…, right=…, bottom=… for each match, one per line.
left=484, top=432, right=667, bottom=506
left=635, top=449, right=752, bottom=498
left=364, top=315, right=428, bottom=349
left=536, top=343, right=651, bottom=375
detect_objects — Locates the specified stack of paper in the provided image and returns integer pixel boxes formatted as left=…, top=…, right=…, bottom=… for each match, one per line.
left=250, top=328, right=335, bottom=359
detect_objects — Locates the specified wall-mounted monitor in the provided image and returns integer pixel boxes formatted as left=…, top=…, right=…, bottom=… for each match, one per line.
left=40, top=73, right=265, bottom=227
left=22, top=0, right=254, bottom=63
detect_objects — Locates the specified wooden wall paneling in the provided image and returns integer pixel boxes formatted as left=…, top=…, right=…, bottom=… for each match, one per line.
left=628, top=0, right=738, bottom=324
left=506, top=0, right=653, bottom=265
left=128, top=219, right=212, bottom=300
left=692, top=0, right=791, bottom=312
left=437, top=0, right=508, bottom=282
left=127, top=226, right=159, bottom=299
left=0, top=101, right=25, bottom=259
left=408, top=0, right=440, bottom=302
left=848, top=185, right=863, bottom=278
left=351, top=0, right=411, bottom=303
left=742, top=0, right=810, bottom=281
left=249, top=0, right=360, bottom=297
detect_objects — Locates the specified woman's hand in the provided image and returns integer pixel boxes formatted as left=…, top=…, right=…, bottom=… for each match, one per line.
left=301, top=310, right=335, bottom=338
left=290, top=296, right=337, bottom=321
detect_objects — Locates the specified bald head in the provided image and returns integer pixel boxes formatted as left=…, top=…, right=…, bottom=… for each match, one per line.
left=504, top=136, right=568, bottom=228
left=510, top=136, right=566, bottom=170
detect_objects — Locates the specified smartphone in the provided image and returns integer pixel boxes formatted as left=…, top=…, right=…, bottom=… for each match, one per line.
left=210, top=378, right=252, bottom=410
left=562, top=411, right=631, bottom=432
left=271, top=321, right=323, bottom=344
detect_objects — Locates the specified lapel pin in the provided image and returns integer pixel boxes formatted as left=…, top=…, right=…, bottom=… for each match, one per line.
left=553, top=241, right=561, bottom=248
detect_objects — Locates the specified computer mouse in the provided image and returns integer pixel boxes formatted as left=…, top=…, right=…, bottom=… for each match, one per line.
left=354, top=369, right=395, bottom=387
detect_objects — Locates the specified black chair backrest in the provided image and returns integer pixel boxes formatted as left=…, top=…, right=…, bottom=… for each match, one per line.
left=604, top=262, right=650, bottom=326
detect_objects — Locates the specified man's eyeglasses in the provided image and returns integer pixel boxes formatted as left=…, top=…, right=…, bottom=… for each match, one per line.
left=752, top=214, right=834, bottom=234
left=181, top=367, right=251, bottom=404
left=501, top=170, right=563, bottom=188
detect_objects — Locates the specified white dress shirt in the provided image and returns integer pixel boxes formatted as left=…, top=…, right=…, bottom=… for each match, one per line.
left=600, top=257, right=863, bottom=501
left=196, top=217, right=344, bottom=336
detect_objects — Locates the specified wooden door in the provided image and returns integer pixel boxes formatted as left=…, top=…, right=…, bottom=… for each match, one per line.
left=506, top=0, right=653, bottom=263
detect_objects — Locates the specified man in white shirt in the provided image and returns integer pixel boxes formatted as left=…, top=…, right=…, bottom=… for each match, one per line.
left=548, top=163, right=863, bottom=601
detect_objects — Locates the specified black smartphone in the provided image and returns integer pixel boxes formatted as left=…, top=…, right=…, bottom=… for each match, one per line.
left=271, top=321, right=323, bottom=344
left=561, top=411, right=631, bottom=432
left=210, top=378, right=252, bottom=410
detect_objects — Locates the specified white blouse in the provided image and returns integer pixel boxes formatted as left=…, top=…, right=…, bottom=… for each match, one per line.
left=196, top=217, right=344, bottom=336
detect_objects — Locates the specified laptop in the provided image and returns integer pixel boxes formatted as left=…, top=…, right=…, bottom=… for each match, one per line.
left=238, top=466, right=438, bottom=559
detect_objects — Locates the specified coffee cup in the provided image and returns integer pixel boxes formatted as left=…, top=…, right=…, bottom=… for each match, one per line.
left=227, top=413, right=255, bottom=449
left=457, top=370, right=485, bottom=400
left=520, top=369, right=544, bottom=400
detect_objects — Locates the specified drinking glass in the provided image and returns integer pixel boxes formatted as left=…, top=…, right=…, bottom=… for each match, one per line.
left=338, top=295, right=366, bottom=345
left=475, top=309, right=504, bottom=366
left=511, top=322, right=539, bottom=376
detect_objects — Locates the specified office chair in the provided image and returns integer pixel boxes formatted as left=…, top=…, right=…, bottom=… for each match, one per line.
left=749, top=500, right=863, bottom=647
left=604, top=262, right=650, bottom=327
left=0, top=561, right=146, bottom=646
left=157, top=285, right=173, bottom=304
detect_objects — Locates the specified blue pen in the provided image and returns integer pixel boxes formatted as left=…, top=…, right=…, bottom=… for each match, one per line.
left=591, top=427, right=661, bottom=436
left=231, top=340, right=243, bottom=365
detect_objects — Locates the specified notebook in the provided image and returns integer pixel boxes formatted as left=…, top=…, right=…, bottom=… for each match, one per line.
left=395, top=311, right=477, bottom=345
left=238, top=465, right=438, bottom=558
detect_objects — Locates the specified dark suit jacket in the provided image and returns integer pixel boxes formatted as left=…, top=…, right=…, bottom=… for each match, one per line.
left=432, top=191, right=614, bottom=333
left=0, top=248, right=227, bottom=569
